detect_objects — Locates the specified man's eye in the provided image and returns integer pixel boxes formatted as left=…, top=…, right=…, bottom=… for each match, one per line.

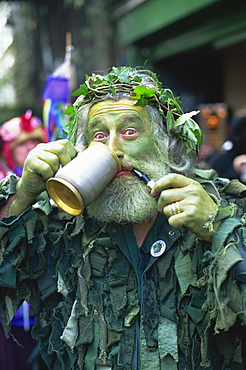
left=123, top=128, right=138, bottom=137
left=94, top=132, right=107, bottom=141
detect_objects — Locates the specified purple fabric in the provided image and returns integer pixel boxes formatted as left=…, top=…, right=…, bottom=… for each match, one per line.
left=14, top=166, right=23, bottom=177
left=0, top=302, right=34, bottom=328
left=42, top=74, right=70, bottom=103
left=11, top=304, right=34, bottom=328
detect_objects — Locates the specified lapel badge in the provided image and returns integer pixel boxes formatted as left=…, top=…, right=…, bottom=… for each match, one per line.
left=150, top=240, right=167, bottom=257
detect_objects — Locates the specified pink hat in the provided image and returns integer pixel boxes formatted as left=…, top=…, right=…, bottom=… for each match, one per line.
left=0, top=110, right=47, bottom=171
left=0, top=109, right=47, bottom=146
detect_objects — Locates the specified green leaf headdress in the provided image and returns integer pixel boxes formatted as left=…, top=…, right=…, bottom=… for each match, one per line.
left=65, top=66, right=203, bottom=153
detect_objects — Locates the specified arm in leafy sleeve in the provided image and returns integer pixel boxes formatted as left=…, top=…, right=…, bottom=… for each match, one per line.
left=0, top=177, right=51, bottom=336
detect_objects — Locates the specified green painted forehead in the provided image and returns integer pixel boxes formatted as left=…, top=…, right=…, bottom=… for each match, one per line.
left=89, top=99, right=148, bottom=119
left=65, top=66, right=203, bottom=153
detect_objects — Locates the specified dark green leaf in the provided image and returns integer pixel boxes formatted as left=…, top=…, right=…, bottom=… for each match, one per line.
left=64, top=104, right=75, bottom=116
left=111, top=66, right=131, bottom=83
left=133, top=85, right=156, bottom=99
left=71, top=83, right=89, bottom=96
left=66, top=117, right=78, bottom=145
left=166, top=110, right=176, bottom=133
left=134, top=97, right=150, bottom=106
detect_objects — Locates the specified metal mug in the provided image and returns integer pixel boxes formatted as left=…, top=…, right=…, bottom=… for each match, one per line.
left=46, top=142, right=121, bottom=216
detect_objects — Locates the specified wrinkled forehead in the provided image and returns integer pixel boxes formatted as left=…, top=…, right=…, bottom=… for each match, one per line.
left=75, top=98, right=153, bottom=147
left=89, top=99, right=148, bottom=119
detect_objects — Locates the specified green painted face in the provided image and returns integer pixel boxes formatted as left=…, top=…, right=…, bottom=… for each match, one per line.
left=87, top=99, right=156, bottom=165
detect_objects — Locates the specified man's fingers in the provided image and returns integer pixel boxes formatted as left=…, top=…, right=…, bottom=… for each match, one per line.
left=166, top=212, right=186, bottom=229
left=27, top=156, right=59, bottom=181
left=151, top=173, right=196, bottom=198
left=35, top=139, right=76, bottom=167
left=155, top=183, right=202, bottom=213
left=156, top=188, right=183, bottom=211
left=19, top=139, right=77, bottom=199
left=151, top=173, right=205, bottom=215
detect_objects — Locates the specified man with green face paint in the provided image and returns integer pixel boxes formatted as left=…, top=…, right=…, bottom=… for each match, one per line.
left=0, top=67, right=246, bottom=369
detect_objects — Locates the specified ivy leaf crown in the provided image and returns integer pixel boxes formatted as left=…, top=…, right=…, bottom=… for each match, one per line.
left=64, top=66, right=203, bottom=153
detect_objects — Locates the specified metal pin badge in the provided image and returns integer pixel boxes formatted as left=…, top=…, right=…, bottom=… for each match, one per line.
left=150, top=240, right=167, bottom=257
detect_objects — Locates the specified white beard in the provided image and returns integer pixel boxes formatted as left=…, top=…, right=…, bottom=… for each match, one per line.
left=86, top=156, right=170, bottom=224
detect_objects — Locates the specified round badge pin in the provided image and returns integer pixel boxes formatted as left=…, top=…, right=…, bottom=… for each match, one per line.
left=150, top=240, right=167, bottom=257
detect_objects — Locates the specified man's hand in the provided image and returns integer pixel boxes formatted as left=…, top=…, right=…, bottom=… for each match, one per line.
left=19, top=139, right=77, bottom=198
left=1, top=139, right=77, bottom=217
left=151, top=173, right=220, bottom=242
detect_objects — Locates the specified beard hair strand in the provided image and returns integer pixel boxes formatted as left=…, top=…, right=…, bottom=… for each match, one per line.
left=86, top=156, right=170, bottom=224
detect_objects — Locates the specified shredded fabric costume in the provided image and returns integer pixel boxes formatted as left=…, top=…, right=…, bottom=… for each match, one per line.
left=0, top=170, right=246, bottom=369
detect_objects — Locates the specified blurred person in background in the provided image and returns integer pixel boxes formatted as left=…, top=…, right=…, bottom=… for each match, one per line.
left=0, top=109, right=48, bottom=370
left=209, top=114, right=246, bottom=183
left=0, top=109, right=47, bottom=179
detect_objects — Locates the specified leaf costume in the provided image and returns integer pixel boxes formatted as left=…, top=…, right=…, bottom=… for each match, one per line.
left=0, top=172, right=246, bottom=369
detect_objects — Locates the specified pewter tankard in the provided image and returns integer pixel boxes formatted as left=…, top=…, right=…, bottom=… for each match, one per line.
left=46, top=142, right=121, bottom=215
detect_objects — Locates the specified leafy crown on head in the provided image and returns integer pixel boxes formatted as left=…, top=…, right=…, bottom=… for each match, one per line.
left=64, top=66, right=203, bottom=153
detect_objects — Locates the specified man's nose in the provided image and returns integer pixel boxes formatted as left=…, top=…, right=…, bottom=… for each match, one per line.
left=107, top=134, right=124, bottom=158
